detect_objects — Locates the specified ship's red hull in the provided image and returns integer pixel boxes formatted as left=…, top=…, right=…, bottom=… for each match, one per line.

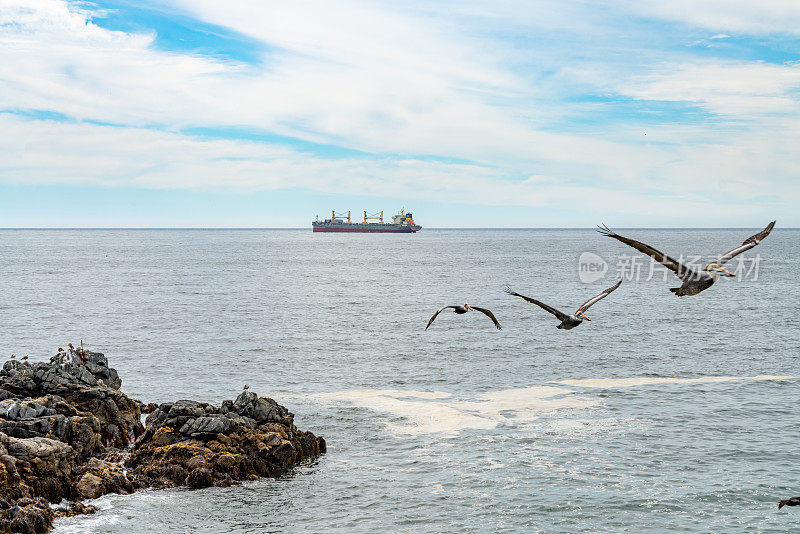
left=312, top=226, right=417, bottom=233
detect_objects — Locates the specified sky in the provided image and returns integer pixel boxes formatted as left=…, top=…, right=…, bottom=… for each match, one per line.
left=1, top=0, right=799, bottom=227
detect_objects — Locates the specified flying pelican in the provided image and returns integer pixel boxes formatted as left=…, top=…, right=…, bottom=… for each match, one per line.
left=779, top=496, right=800, bottom=509
left=504, top=280, right=622, bottom=330
left=425, top=303, right=501, bottom=330
left=598, top=221, right=775, bottom=296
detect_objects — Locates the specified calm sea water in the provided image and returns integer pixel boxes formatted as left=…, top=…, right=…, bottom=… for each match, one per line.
left=0, top=228, right=798, bottom=533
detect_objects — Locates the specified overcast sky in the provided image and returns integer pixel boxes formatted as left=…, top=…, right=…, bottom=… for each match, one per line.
left=1, top=0, right=799, bottom=227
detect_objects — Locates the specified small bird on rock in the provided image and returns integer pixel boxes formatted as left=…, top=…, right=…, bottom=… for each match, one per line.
left=21, top=355, right=28, bottom=361
left=243, top=384, right=250, bottom=391
left=779, top=496, right=800, bottom=509
left=10, top=354, right=15, bottom=359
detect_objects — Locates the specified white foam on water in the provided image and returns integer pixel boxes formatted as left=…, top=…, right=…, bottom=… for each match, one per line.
left=52, top=489, right=183, bottom=533
left=458, top=386, right=599, bottom=425
left=557, top=375, right=799, bottom=389
left=314, top=386, right=597, bottom=435
left=53, top=512, right=122, bottom=533
left=314, top=389, right=492, bottom=435
left=308, top=376, right=798, bottom=436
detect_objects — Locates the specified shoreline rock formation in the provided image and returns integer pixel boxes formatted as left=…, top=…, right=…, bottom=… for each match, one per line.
left=0, top=348, right=325, bottom=534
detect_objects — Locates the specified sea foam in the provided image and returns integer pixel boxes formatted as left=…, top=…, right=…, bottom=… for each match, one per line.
left=312, top=375, right=799, bottom=436
left=313, top=386, right=596, bottom=435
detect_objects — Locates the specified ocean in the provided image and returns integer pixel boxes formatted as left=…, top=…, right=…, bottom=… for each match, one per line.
left=0, top=228, right=797, bottom=532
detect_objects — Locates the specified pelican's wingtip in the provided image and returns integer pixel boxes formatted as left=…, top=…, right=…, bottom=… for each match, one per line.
left=596, top=224, right=615, bottom=237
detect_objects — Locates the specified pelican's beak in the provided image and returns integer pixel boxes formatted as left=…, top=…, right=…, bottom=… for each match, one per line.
left=717, top=267, right=735, bottom=277
left=580, top=312, right=591, bottom=321
left=465, top=304, right=473, bottom=311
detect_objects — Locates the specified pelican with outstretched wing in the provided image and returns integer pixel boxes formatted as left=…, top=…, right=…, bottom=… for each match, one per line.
left=425, top=303, right=501, bottom=330
left=598, top=221, right=775, bottom=296
left=779, top=496, right=800, bottom=510
left=504, top=280, right=621, bottom=330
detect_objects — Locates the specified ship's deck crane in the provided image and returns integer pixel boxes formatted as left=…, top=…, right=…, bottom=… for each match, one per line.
left=363, top=211, right=383, bottom=224
left=332, top=210, right=351, bottom=223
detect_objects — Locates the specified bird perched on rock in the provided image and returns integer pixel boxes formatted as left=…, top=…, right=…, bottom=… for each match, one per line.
left=21, top=355, right=28, bottom=361
left=57, top=348, right=64, bottom=353
left=67, top=343, right=86, bottom=363
left=505, top=280, right=621, bottom=330
left=779, top=496, right=800, bottom=509
left=243, top=384, right=250, bottom=391
left=426, top=303, right=501, bottom=330
left=10, top=354, right=15, bottom=359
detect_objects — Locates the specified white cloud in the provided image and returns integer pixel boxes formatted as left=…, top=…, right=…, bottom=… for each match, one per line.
left=0, top=114, right=774, bottom=224
left=625, top=0, right=800, bottom=35
left=618, top=60, right=800, bottom=117
left=0, top=0, right=652, bottom=172
left=0, top=0, right=798, bottom=224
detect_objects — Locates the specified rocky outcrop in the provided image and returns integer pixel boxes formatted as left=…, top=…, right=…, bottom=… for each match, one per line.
left=0, top=498, right=53, bottom=534
left=0, top=348, right=324, bottom=534
left=1, top=350, right=141, bottom=452
left=127, top=391, right=325, bottom=490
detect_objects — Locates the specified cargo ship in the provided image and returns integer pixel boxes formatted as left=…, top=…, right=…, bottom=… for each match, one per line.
left=312, top=210, right=421, bottom=233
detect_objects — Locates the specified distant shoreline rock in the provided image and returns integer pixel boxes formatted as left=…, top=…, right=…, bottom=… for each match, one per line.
left=0, top=348, right=325, bottom=534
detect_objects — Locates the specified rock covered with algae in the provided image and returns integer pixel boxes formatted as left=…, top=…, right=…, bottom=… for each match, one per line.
left=0, top=348, right=324, bottom=534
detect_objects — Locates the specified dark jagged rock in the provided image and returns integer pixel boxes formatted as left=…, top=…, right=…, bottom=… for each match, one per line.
left=0, top=497, right=53, bottom=534
left=1, top=351, right=121, bottom=397
left=0, top=435, right=69, bottom=534
left=0, top=397, right=103, bottom=460
left=53, top=501, right=97, bottom=518
left=127, top=391, right=325, bottom=490
left=0, top=348, right=324, bottom=534
left=0, top=433, right=76, bottom=503
left=1, top=351, right=141, bottom=451
left=74, top=456, right=134, bottom=499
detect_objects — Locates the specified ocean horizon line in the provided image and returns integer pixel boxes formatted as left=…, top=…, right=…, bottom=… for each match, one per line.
left=0, top=226, right=796, bottom=231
